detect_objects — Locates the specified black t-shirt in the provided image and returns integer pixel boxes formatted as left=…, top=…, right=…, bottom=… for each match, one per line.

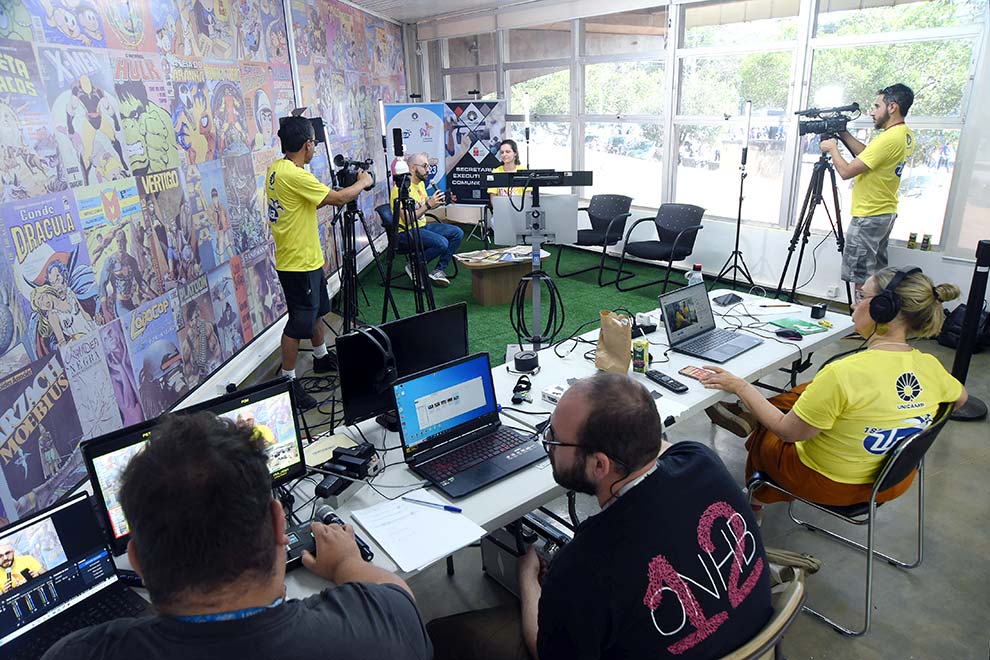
left=537, top=442, right=772, bottom=660
left=43, top=583, right=432, bottom=660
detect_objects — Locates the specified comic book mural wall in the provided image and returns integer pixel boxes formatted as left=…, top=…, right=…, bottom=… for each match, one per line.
left=0, top=0, right=406, bottom=523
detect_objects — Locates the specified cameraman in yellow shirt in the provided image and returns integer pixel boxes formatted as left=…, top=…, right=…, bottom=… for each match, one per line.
left=820, top=84, right=915, bottom=295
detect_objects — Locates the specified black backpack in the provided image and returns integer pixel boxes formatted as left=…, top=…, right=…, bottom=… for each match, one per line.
left=938, top=303, right=990, bottom=351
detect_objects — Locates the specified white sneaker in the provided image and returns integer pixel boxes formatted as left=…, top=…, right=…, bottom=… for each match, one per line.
left=429, top=269, right=450, bottom=287
left=404, top=263, right=414, bottom=280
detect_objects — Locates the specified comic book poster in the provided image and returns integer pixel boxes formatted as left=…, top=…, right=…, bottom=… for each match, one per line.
left=271, top=62, right=293, bottom=126
left=1, top=191, right=101, bottom=362
left=25, top=0, right=106, bottom=47
left=110, top=50, right=181, bottom=177
left=240, top=241, right=283, bottom=338
left=0, top=0, right=34, bottom=41
left=149, top=0, right=189, bottom=57
left=61, top=329, right=122, bottom=438
left=290, top=0, right=326, bottom=66
left=99, top=317, right=143, bottom=425
left=262, top=0, right=288, bottom=65
left=228, top=254, right=252, bottom=342
left=175, top=274, right=222, bottom=385
left=183, top=159, right=231, bottom=271
left=175, top=0, right=234, bottom=60
left=99, top=0, right=157, bottom=52
left=329, top=3, right=361, bottom=72
left=138, top=167, right=202, bottom=289
left=0, top=352, right=85, bottom=518
left=0, top=38, right=66, bottom=203
left=124, top=291, right=186, bottom=418
left=224, top=151, right=264, bottom=252
left=206, top=261, right=242, bottom=359
left=240, top=62, right=275, bottom=150
left=0, top=242, right=30, bottom=376
left=206, top=61, right=249, bottom=156
left=166, top=56, right=216, bottom=164
left=37, top=44, right=129, bottom=188
left=76, top=176, right=155, bottom=324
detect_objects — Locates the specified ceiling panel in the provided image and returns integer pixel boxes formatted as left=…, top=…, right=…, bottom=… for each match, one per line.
left=345, top=0, right=505, bottom=23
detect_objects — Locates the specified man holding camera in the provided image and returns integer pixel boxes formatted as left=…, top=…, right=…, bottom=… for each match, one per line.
left=820, top=84, right=915, bottom=293
left=43, top=412, right=432, bottom=660
left=266, top=117, right=372, bottom=409
left=428, top=373, right=771, bottom=660
left=390, top=152, right=463, bottom=288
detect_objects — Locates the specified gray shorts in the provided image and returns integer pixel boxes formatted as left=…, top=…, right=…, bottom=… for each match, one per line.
left=842, top=213, right=897, bottom=284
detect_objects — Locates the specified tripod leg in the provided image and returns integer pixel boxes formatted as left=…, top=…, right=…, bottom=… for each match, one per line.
left=788, top=166, right=825, bottom=301
left=825, top=165, right=854, bottom=308
left=776, top=163, right=820, bottom=299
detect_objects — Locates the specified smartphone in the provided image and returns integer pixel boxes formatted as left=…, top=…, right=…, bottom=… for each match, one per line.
left=650, top=390, right=663, bottom=400
left=678, top=365, right=715, bottom=381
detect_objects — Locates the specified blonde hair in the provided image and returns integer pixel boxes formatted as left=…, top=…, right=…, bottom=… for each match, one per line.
left=872, top=267, right=960, bottom=338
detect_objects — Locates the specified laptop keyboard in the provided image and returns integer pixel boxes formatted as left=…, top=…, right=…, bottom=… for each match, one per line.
left=10, top=587, right=148, bottom=660
left=419, top=428, right=532, bottom=482
left=680, top=327, right=738, bottom=353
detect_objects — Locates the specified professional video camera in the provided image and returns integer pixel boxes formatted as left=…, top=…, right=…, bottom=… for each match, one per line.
left=333, top=154, right=376, bottom=191
left=795, top=102, right=861, bottom=138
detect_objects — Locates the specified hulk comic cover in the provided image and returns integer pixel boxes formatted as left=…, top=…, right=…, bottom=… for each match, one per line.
left=37, top=44, right=130, bottom=188
left=1, top=191, right=100, bottom=363
left=0, top=38, right=67, bottom=203
left=0, top=351, right=85, bottom=519
left=111, top=49, right=181, bottom=176
left=77, top=176, right=156, bottom=324
left=123, top=291, right=187, bottom=419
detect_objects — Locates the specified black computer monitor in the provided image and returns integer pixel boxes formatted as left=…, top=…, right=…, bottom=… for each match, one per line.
left=81, top=378, right=306, bottom=555
left=337, top=303, right=469, bottom=426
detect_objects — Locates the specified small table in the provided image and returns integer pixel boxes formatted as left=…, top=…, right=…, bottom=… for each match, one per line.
left=456, top=248, right=551, bottom=306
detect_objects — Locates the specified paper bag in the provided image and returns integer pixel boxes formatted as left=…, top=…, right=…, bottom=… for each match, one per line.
left=595, top=310, right=632, bottom=374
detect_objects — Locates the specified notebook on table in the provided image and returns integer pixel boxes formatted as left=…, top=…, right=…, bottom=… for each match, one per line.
left=0, top=493, right=150, bottom=660
left=660, top=283, right=763, bottom=363
left=392, top=353, right=545, bottom=498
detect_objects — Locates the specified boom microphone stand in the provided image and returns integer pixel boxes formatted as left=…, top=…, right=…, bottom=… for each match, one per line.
left=714, top=101, right=755, bottom=291
left=775, top=145, right=852, bottom=307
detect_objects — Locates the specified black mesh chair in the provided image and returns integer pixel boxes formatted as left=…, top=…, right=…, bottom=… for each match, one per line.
left=553, top=194, right=633, bottom=286
left=374, top=203, right=458, bottom=291
left=747, top=401, right=954, bottom=636
left=612, top=203, right=704, bottom=293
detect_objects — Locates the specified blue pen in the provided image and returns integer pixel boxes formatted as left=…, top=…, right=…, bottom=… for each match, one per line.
left=402, top=497, right=462, bottom=513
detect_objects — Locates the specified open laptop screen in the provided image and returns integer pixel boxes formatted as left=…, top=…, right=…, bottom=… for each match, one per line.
left=0, top=493, right=117, bottom=649
left=393, top=353, right=498, bottom=456
left=659, top=283, right=716, bottom=344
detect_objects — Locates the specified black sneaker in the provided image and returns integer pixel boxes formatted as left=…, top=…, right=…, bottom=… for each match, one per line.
left=293, top=380, right=319, bottom=411
left=313, top=351, right=337, bottom=373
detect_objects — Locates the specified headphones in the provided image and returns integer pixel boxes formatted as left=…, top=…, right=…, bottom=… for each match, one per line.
left=356, top=326, right=397, bottom=393
left=869, top=266, right=921, bottom=324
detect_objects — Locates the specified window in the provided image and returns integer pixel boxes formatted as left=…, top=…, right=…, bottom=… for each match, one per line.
left=585, top=122, right=664, bottom=207
left=507, top=22, right=572, bottom=61
left=508, top=121, right=572, bottom=173
left=446, top=72, right=497, bottom=100
left=447, top=34, right=495, bottom=67
left=509, top=67, right=570, bottom=115
left=683, top=0, right=798, bottom=47
left=585, top=62, right=665, bottom=116
left=678, top=52, right=791, bottom=117
left=816, top=0, right=987, bottom=36
left=582, top=7, right=667, bottom=56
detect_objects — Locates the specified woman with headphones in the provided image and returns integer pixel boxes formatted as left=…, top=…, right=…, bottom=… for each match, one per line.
left=699, top=266, right=968, bottom=508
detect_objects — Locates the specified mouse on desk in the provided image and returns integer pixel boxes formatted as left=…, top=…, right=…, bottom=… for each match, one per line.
left=775, top=328, right=803, bottom=341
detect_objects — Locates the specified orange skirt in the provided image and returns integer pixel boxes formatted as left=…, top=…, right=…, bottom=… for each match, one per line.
left=745, top=384, right=915, bottom=506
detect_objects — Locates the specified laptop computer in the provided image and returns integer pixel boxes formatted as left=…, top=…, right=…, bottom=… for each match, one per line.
left=0, top=493, right=150, bottom=660
left=392, top=353, right=545, bottom=499
left=659, top=283, right=763, bottom=363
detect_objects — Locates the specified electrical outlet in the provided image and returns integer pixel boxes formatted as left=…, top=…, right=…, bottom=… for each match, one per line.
left=826, top=284, right=839, bottom=299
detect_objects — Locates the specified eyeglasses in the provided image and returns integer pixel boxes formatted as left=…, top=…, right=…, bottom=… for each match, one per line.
left=854, top=290, right=875, bottom=304
left=540, top=424, right=581, bottom=454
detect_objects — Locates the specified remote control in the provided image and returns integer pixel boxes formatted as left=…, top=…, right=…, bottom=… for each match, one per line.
left=646, top=370, right=689, bottom=393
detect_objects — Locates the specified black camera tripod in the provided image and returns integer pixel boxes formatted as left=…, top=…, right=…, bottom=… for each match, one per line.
left=775, top=151, right=852, bottom=307
left=381, top=177, right=435, bottom=321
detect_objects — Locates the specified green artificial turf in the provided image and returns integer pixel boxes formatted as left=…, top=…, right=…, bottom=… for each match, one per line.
left=356, top=233, right=697, bottom=366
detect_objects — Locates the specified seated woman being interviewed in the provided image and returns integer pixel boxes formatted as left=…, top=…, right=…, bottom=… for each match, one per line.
left=487, top=139, right=527, bottom=199
left=699, top=266, right=967, bottom=508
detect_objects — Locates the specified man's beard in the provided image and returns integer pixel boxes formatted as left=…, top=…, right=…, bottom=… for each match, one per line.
left=551, top=454, right=596, bottom=496
left=874, top=109, right=889, bottom=130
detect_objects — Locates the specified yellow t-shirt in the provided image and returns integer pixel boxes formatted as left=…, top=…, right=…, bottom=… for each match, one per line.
left=252, top=424, right=276, bottom=446
left=791, top=349, right=961, bottom=484
left=3, top=555, right=44, bottom=592
left=851, top=124, right=915, bottom=217
left=487, top=165, right=527, bottom=197
left=265, top=159, right=330, bottom=271
left=389, top=179, right=429, bottom=231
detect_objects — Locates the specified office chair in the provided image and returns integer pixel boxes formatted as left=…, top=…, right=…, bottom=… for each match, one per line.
left=374, top=203, right=459, bottom=292
left=553, top=194, right=632, bottom=286
left=612, top=203, right=704, bottom=293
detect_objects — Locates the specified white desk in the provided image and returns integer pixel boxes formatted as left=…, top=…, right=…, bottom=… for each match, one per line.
left=285, top=289, right=852, bottom=597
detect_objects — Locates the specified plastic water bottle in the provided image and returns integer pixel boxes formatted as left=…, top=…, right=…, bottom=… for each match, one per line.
left=687, top=264, right=704, bottom=287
